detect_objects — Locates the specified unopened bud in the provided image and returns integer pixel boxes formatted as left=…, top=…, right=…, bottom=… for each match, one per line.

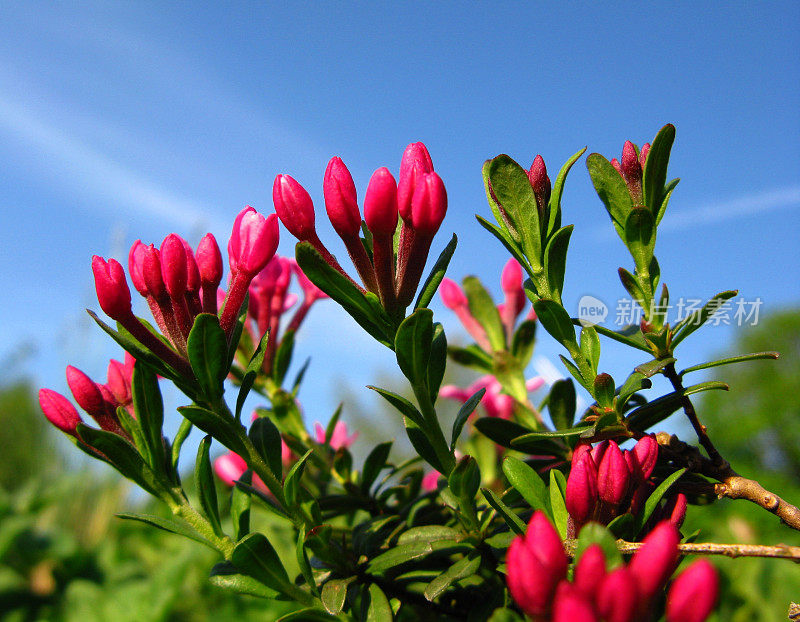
left=66, top=365, right=106, bottom=418
left=439, top=277, right=467, bottom=309
left=566, top=452, right=598, bottom=525
left=527, top=154, right=551, bottom=215
left=273, top=174, right=316, bottom=241
left=196, top=233, right=223, bottom=288
left=228, top=206, right=280, bottom=276
left=397, top=142, right=433, bottom=221
left=324, top=156, right=361, bottom=239
left=128, top=240, right=149, bottom=296
left=410, top=171, right=447, bottom=236
left=597, top=567, right=639, bottom=622
left=639, top=143, right=651, bottom=171
left=573, top=544, right=606, bottom=598
left=364, top=167, right=398, bottom=238
left=160, top=234, right=188, bottom=298
left=91, top=256, right=132, bottom=321
left=628, top=520, right=680, bottom=602
left=626, top=434, right=658, bottom=483
left=666, top=559, right=718, bottom=622
left=552, top=581, right=598, bottom=622
left=597, top=440, right=631, bottom=506
left=38, top=388, right=82, bottom=436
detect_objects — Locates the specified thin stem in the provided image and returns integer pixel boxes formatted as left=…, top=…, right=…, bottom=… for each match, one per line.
left=342, top=234, right=379, bottom=294
left=413, top=383, right=455, bottom=476
left=563, top=538, right=800, bottom=561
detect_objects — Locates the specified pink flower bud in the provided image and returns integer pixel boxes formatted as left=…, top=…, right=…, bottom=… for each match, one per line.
left=160, top=234, right=188, bottom=298
left=180, top=236, right=201, bottom=294
left=438, top=384, right=471, bottom=403
left=620, top=141, right=642, bottom=184
left=92, top=256, right=132, bottom=321
left=273, top=174, right=316, bottom=241
left=364, top=167, right=398, bottom=238
left=527, top=154, right=551, bottom=213
left=214, top=451, right=247, bottom=486
left=590, top=440, right=609, bottom=465
left=552, top=581, right=598, bottom=622
left=664, top=492, right=688, bottom=529
left=66, top=365, right=106, bottom=418
left=597, top=440, right=631, bottom=506
left=439, top=277, right=467, bottom=309
left=626, top=434, right=658, bottom=483
left=128, top=240, right=149, bottom=296
left=666, top=559, right=718, bottom=622
left=397, top=142, right=434, bottom=221
left=410, top=172, right=447, bottom=236
left=141, top=244, right=166, bottom=299
left=639, top=143, right=651, bottom=171
left=573, top=544, right=606, bottom=598
left=628, top=520, right=680, bottom=602
left=526, top=511, right=569, bottom=578
left=597, top=567, right=639, bottom=622
left=324, top=156, right=361, bottom=239
left=196, top=233, right=223, bottom=287
left=314, top=420, right=358, bottom=450
left=566, top=452, right=598, bottom=525
left=106, top=358, right=132, bottom=405
left=228, top=206, right=280, bottom=276
left=610, top=158, right=622, bottom=175
left=421, top=469, right=441, bottom=492
left=501, top=259, right=523, bottom=295
left=38, top=388, right=82, bottom=436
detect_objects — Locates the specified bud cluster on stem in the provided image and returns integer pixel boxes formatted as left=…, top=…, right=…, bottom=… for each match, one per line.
left=610, top=140, right=650, bottom=205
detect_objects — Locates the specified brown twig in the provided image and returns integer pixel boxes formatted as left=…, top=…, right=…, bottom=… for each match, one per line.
left=564, top=538, right=800, bottom=561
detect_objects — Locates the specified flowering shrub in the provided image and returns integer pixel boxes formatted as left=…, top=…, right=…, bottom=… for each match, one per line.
left=38, top=127, right=800, bottom=621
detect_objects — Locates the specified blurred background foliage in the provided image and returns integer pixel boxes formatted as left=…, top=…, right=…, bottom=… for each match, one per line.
left=0, top=311, right=798, bottom=620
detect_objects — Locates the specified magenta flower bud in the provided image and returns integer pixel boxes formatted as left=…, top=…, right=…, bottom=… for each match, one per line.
left=610, top=157, right=622, bottom=175
left=501, top=259, right=523, bottom=295
left=589, top=439, right=609, bottom=465
left=552, top=581, right=598, bottom=622
left=628, top=520, right=680, bottom=602
left=527, top=511, right=568, bottom=577
left=666, top=559, right=718, bottom=622
left=597, top=567, right=639, bottom=622
left=289, top=259, right=328, bottom=302
left=214, top=451, right=247, bottom=486
left=324, top=156, right=361, bottom=239
left=527, top=154, right=551, bottom=213
left=196, top=233, right=223, bottom=288
left=160, top=234, right=188, bottom=298
left=565, top=452, right=598, bottom=525
left=38, top=388, right=83, bottom=436
left=397, top=142, right=434, bottom=221
left=273, top=174, right=316, bottom=241
left=66, top=365, right=106, bottom=417
left=180, top=236, right=201, bottom=294
left=620, top=141, right=642, bottom=183
left=639, top=142, right=651, bottom=171
left=597, top=440, right=631, bottom=506
left=106, top=359, right=131, bottom=405
left=439, top=277, right=467, bottom=309
left=364, top=167, right=398, bottom=238
left=91, top=256, right=132, bottom=321
left=228, top=206, right=280, bottom=276
left=128, top=240, right=149, bottom=296
left=664, top=492, right=688, bottom=529
left=314, top=420, right=358, bottom=450
left=421, top=469, right=442, bottom=492
left=140, top=244, right=166, bottom=299
left=626, top=434, right=658, bottom=483
left=410, top=171, right=447, bottom=236
left=573, top=544, right=606, bottom=598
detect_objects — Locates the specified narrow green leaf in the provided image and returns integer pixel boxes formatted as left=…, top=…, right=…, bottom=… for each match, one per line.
left=607, top=513, right=636, bottom=540
left=642, top=123, right=676, bottom=213
left=323, top=404, right=343, bottom=447
left=249, top=416, right=283, bottom=480
left=195, top=435, right=223, bottom=536
left=502, top=457, right=551, bottom=519
left=543, top=225, right=573, bottom=304
left=473, top=417, right=534, bottom=449
left=549, top=469, right=569, bottom=539
left=679, top=351, right=779, bottom=376
left=291, top=357, right=311, bottom=396
left=618, top=267, right=648, bottom=310
left=635, top=357, right=676, bottom=378
left=210, top=561, right=280, bottom=599
left=398, top=526, right=461, bottom=544
left=284, top=449, right=313, bottom=508
left=548, top=379, right=576, bottom=431
left=534, top=299, right=577, bottom=349
left=276, top=609, right=339, bottom=622
left=655, top=177, right=680, bottom=225
left=178, top=405, right=247, bottom=456
left=236, top=329, right=270, bottom=421
left=116, top=512, right=213, bottom=549
left=367, top=385, right=425, bottom=428
left=415, top=233, right=458, bottom=310
left=116, top=406, right=149, bottom=467
left=671, top=290, right=739, bottom=348
left=231, top=470, right=252, bottom=540
left=451, top=388, right=485, bottom=451
left=579, top=327, right=601, bottom=378
left=574, top=318, right=651, bottom=353
left=273, top=329, right=295, bottom=385
left=480, top=488, right=525, bottom=535
left=404, top=417, right=443, bottom=473
left=427, top=323, right=447, bottom=403
left=546, top=147, right=587, bottom=235
left=624, top=208, right=656, bottom=274
left=225, top=295, right=249, bottom=373
left=187, top=313, right=228, bottom=402
left=424, top=552, right=481, bottom=601
left=321, top=577, right=354, bottom=615
left=559, top=355, right=591, bottom=393
left=362, top=441, right=393, bottom=494
left=230, top=532, right=292, bottom=593
left=363, top=583, right=393, bottom=622
left=395, top=308, right=433, bottom=386
left=617, top=371, right=651, bottom=407
left=446, top=344, right=494, bottom=372
left=463, top=276, right=506, bottom=351
left=635, top=468, right=686, bottom=533
left=132, top=362, right=165, bottom=472
left=295, top=526, right=317, bottom=595
left=474, top=215, right=531, bottom=278
left=586, top=153, right=632, bottom=238
left=593, top=373, right=615, bottom=409
left=511, top=319, right=537, bottom=367
left=171, top=418, right=193, bottom=475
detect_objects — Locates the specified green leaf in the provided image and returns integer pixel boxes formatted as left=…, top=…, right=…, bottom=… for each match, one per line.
left=321, top=577, right=354, bottom=615
left=231, top=470, right=252, bottom=540
left=579, top=327, right=601, bottom=378
left=395, top=308, right=433, bottom=386
left=415, top=233, right=458, bottom=310
left=502, top=457, right=550, bottom=519
left=210, top=561, right=280, bottom=599
left=586, top=153, right=632, bottom=238
left=295, top=526, right=317, bottom=595
left=510, top=429, right=583, bottom=454
left=446, top=344, right=493, bottom=372
left=642, top=123, right=676, bottom=213
left=549, top=469, right=569, bottom=539
left=178, top=405, right=247, bottom=456
left=474, top=215, right=531, bottom=277
left=171, top=418, right=193, bottom=476
left=296, top=241, right=393, bottom=347
left=273, top=329, right=295, bottom=385
left=574, top=523, right=622, bottom=570
left=546, top=147, right=587, bottom=237
left=483, top=158, right=519, bottom=242
left=625, top=382, right=728, bottom=431
left=618, top=267, right=648, bottom=310
left=543, top=225, right=573, bottom=304
left=195, top=435, right=223, bottom=536
left=398, top=526, right=462, bottom=544
left=427, top=323, right=447, bottom=403
left=448, top=455, right=480, bottom=504
left=404, top=417, right=443, bottom=473
left=362, top=441, right=393, bottom=494
left=451, top=388, right=485, bottom=451
left=368, top=385, right=425, bottom=428
left=576, top=318, right=651, bottom=353
left=235, top=329, right=269, bottom=421
left=487, top=608, right=525, bottom=622
left=607, top=513, right=636, bottom=540
left=277, top=609, right=339, bottom=622
left=655, top=177, right=680, bottom=225
left=480, top=488, right=525, bottom=535
left=635, top=468, right=686, bottom=534
left=617, top=371, right=651, bottom=407
left=187, top=313, right=228, bottom=402
left=593, top=373, right=615, bottom=409
left=284, top=449, right=313, bottom=508
left=548, top=379, right=576, bottom=430
left=231, top=533, right=292, bottom=593
left=116, top=406, right=149, bottom=467
left=291, top=357, right=311, bottom=396
left=368, top=541, right=449, bottom=575
left=559, top=355, right=591, bottom=393
left=635, top=357, right=677, bottom=378
left=131, top=362, right=165, bottom=472
left=424, top=552, right=481, bottom=601
left=488, top=155, right=543, bottom=270
left=323, top=404, right=343, bottom=447
left=116, top=512, right=213, bottom=549
left=679, top=351, right=779, bottom=376
left=671, top=290, right=739, bottom=348
left=249, top=416, right=283, bottom=480
left=226, top=295, right=250, bottom=373
left=624, top=208, right=656, bottom=274
left=534, top=299, right=577, bottom=350
left=473, top=417, right=533, bottom=449
left=362, top=583, right=393, bottom=622
left=463, top=276, right=506, bottom=351
left=511, top=319, right=537, bottom=367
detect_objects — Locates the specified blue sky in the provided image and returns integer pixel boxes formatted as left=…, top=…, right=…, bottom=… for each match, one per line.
left=1, top=2, right=798, bottom=448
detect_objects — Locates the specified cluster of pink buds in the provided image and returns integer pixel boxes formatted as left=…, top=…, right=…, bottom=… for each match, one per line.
left=272, top=143, right=447, bottom=315
left=39, top=353, right=135, bottom=440
left=507, top=511, right=718, bottom=622
left=610, top=140, right=650, bottom=206
left=565, top=436, right=686, bottom=536
left=440, top=374, right=544, bottom=420
left=91, top=206, right=278, bottom=379
left=440, top=259, right=534, bottom=353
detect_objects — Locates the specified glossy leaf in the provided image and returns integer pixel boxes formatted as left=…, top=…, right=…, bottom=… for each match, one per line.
left=481, top=488, right=525, bottom=535
left=473, top=417, right=532, bottom=448
left=634, top=468, right=686, bottom=534
left=463, top=276, right=506, bottom=352
left=451, top=388, right=485, bottom=451
left=548, top=379, right=576, bottom=431
left=579, top=327, right=601, bottom=378
left=427, top=323, right=447, bottom=402
left=534, top=299, right=577, bottom=349
left=593, top=373, right=615, bottom=409
left=210, top=561, right=280, bottom=599
left=362, top=441, right=393, bottom=494
left=482, top=158, right=518, bottom=241
left=642, top=123, right=676, bottom=213
left=549, top=469, right=569, bottom=539
left=543, top=224, right=573, bottom=303
left=231, top=470, right=252, bottom=540
left=273, top=329, right=295, bottom=385
left=321, top=577, right=354, bottom=615
left=178, top=405, right=247, bottom=456
left=424, top=552, right=481, bottom=601
left=655, top=177, right=680, bottom=225
left=679, top=351, right=779, bottom=376
left=635, top=357, right=676, bottom=378
left=586, top=153, right=632, bottom=238
left=230, top=533, right=292, bottom=594
left=415, top=233, right=458, bottom=310
left=488, top=155, right=541, bottom=266
left=546, top=147, right=587, bottom=237
left=295, top=526, right=317, bottom=595
left=398, top=526, right=461, bottom=544
left=559, top=354, right=591, bottom=393
left=171, top=418, right=193, bottom=476
left=446, top=344, right=493, bottom=372
left=195, top=435, right=223, bottom=536
left=131, top=362, right=165, bottom=472
left=117, top=512, right=213, bottom=549
left=574, top=522, right=622, bottom=570
left=511, top=319, right=537, bottom=367
left=249, top=416, right=283, bottom=480
left=368, top=385, right=425, bottom=428
left=671, top=290, right=739, bottom=348
left=395, top=308, right=433, bottom=386
left=363, top=583, right=393, bottom=622
left=625, top=382, right=728, bottom=431
left=624, top=208, right=656, bottom=274
left=285, top=449, right=313, bottom=508
left=502, top=457, right=551, bottom=519
left=116, top=407, right=149, bottom=466
left=187, top=313, right=228, bottom=402
left=576, top=318, right=651, bottom=353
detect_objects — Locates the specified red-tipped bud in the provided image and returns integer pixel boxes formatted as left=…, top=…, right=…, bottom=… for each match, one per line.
left=196, top=233, right=223, bottom=288
left=91, top=256, right=132, bottom=321
left=228, top=206, right=280, bottom=276
left=214, top=451, right=247, bottom=487
left=273, top=174, right=316, bottom=241
left=527, top=511, right=569, bottom=577
left=141, top=244, right=165, bottom=299
left=501, top=259, right=523, bottom=295
left=364, top=167, right=398, bottom=237
left=664, top=492, right=688, bottom=529
left=597, top=441, right=631, bottom=506
left=410, top=171, right=447, bottom=235
left=552, top=581, right=598, bottom=622
left=626, top=434, right=658, bottom=483
left=666, top=559, right=718, bottom=622
left=628, top=520, right=680, bottom=602
left=38, top=388, right=82, bottom=436
left=160, top=234, right=188, bottom=298
left=528, top=154, right=552, bottom=212
left=439, top=277, right=467, bottom=309
left=573, top=544, right=606, bottom=598
left=566, top=452, right=598, bottom=524
left=610, top=158, right=622, bottom=175
left=66, top=365, right=106, bottom=417
left=324, top=156, right=360, bottom=239
left=639, top=143, right=651, bottom=171
left=621, top=141, right=641, bottom=182
left=128, top=240, right=149, bottom=296
left=597, top=567, right=639, bottom=622
left=398, top=142, right=433, bottom=220
left=180, top=236, right=200, bottom=293
left=106, top=359, right=131, bottom=405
